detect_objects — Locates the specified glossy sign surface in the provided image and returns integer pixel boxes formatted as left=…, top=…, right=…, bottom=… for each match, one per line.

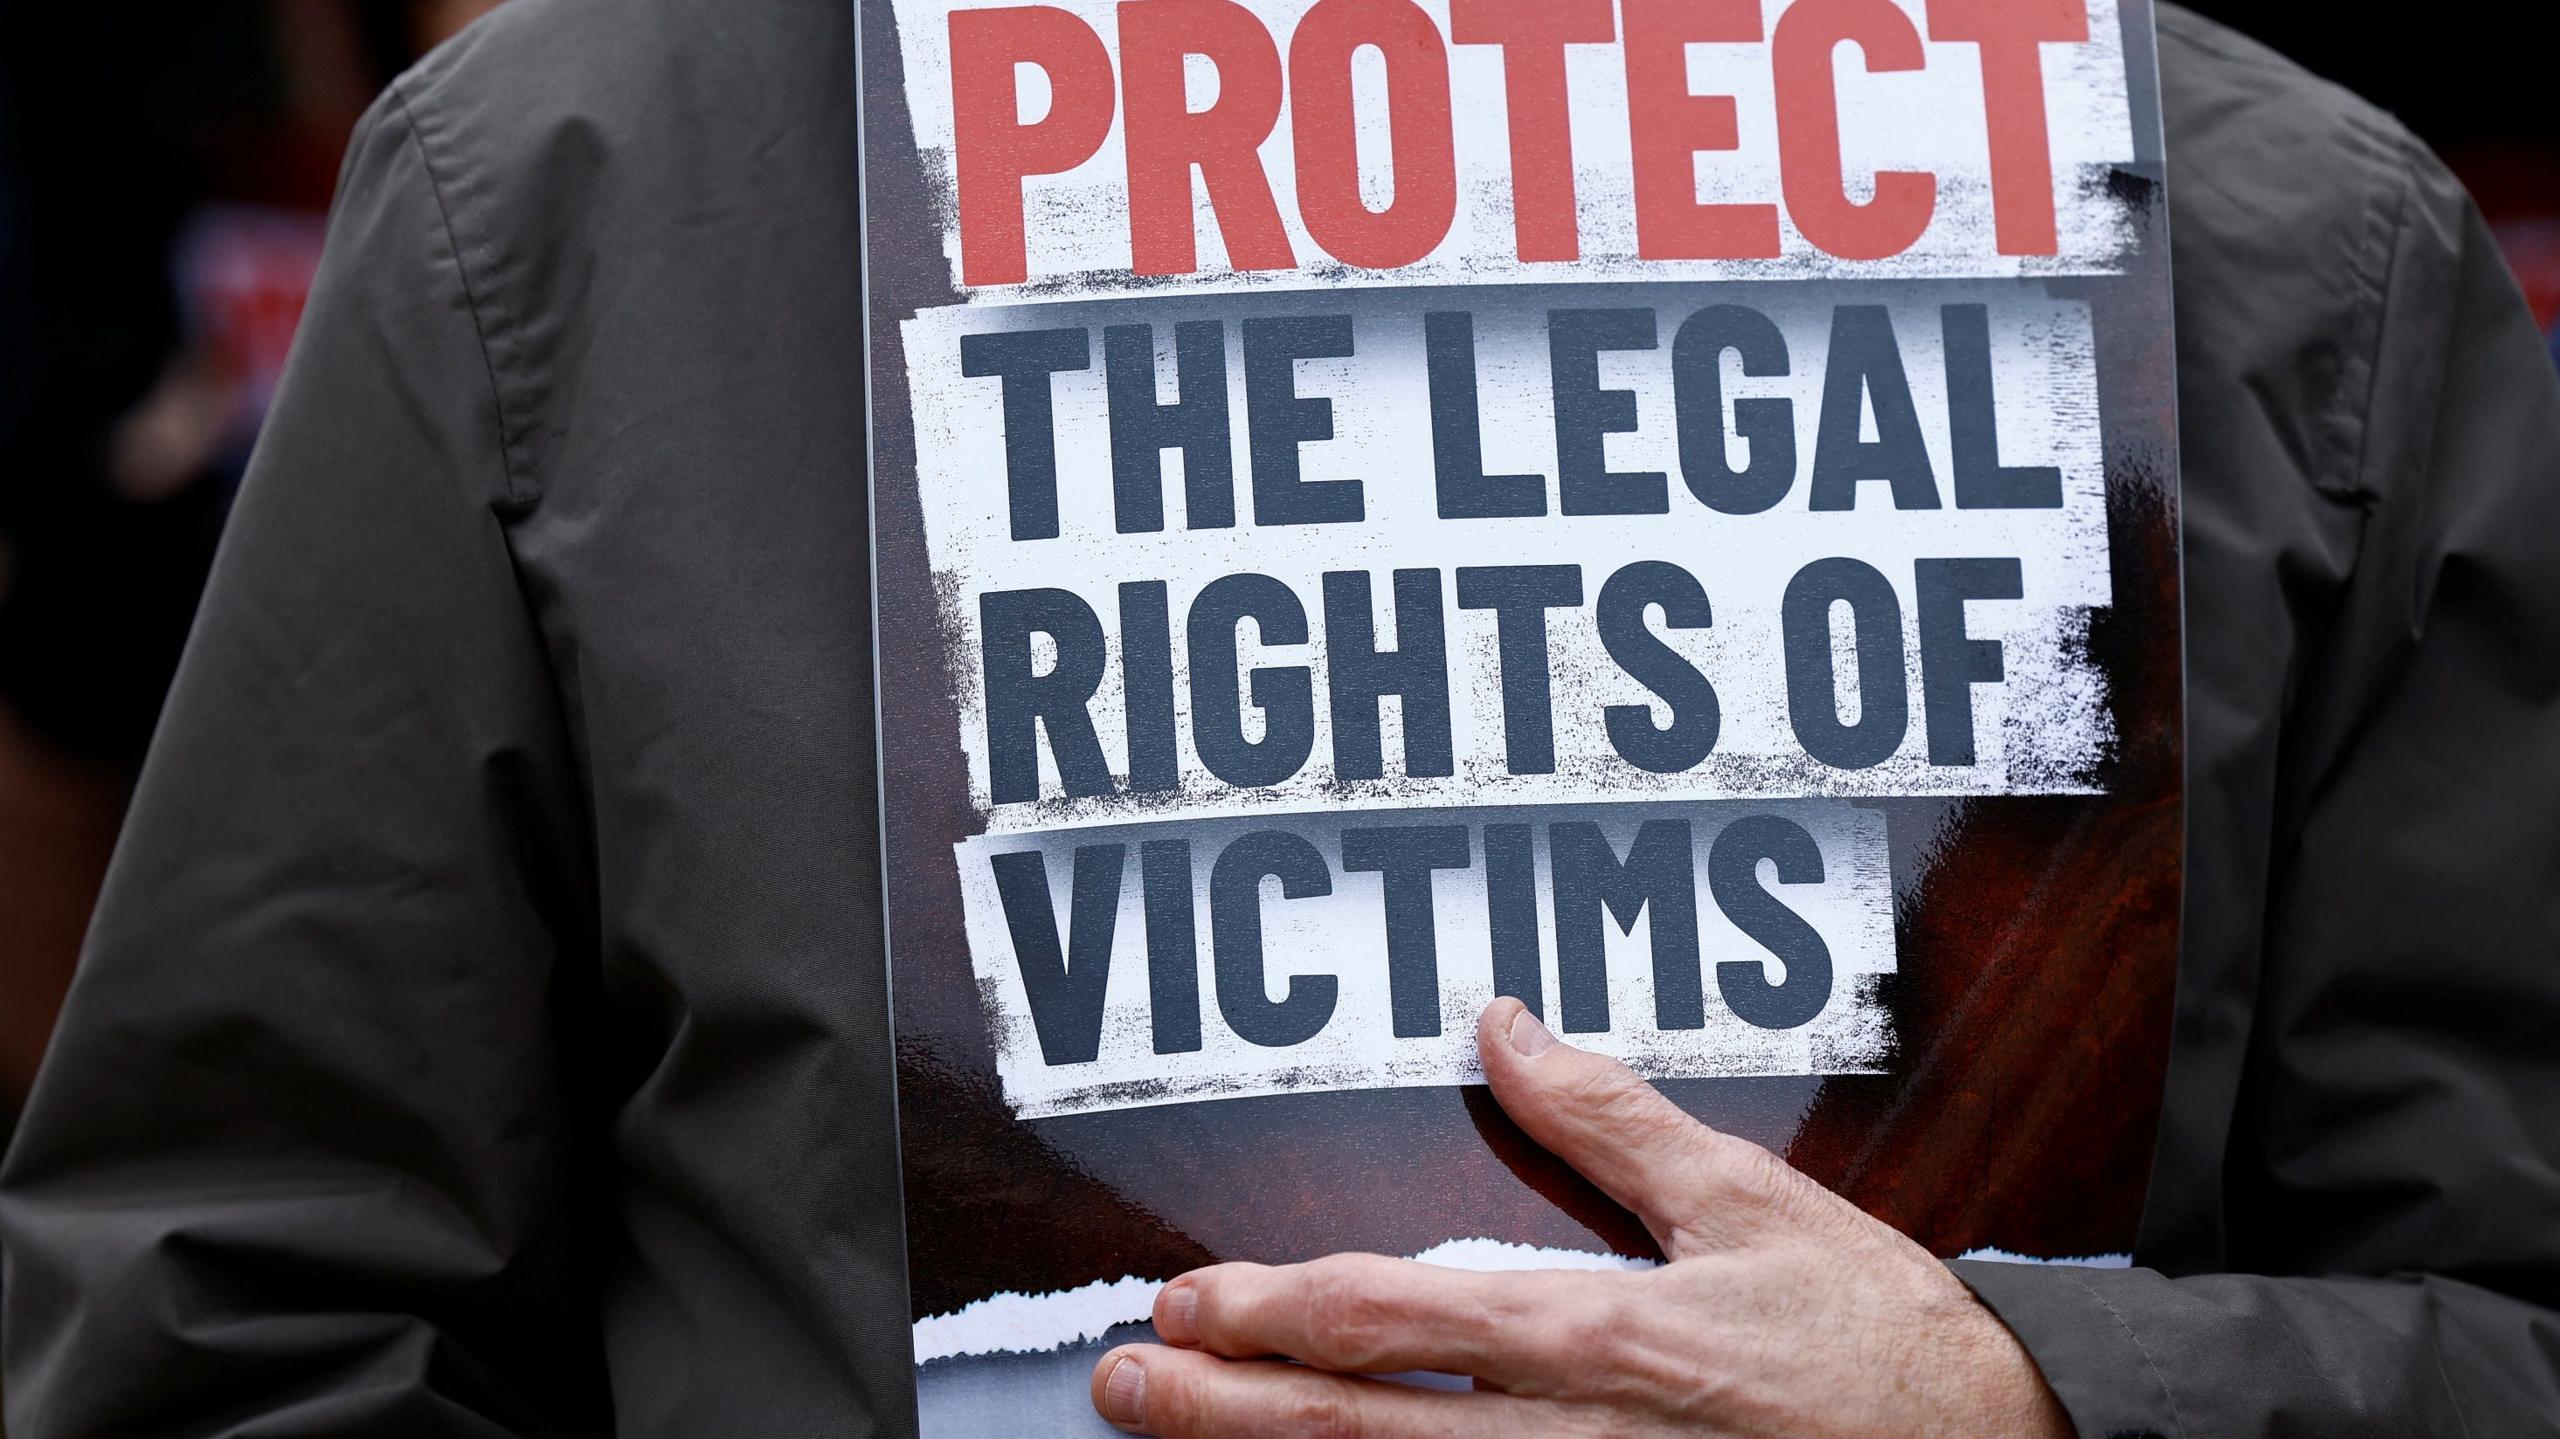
left=859, top=1, right=2181, bottom=1428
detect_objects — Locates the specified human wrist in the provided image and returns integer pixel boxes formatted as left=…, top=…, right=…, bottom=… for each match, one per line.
left=1955, top=1291, right=2073, bottom=1437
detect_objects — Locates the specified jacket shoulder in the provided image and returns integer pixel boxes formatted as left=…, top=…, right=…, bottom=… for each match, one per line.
left=2156, top=2, right=2431, bottom=249
left=362, top=0, right=859, bottom=505
left=2153, top=4, right=2459, bottom=504
left=393, top=0, right=851, bottom=164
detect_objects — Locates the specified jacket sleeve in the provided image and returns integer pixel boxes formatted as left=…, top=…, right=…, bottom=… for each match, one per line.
left=0, top=89, right=607, bottom=1437
left=1955, top=136, right=2560, bottom=1436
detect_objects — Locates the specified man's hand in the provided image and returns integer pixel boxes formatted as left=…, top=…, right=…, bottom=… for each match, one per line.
left=1089, top=998, right=2070, bottom=1437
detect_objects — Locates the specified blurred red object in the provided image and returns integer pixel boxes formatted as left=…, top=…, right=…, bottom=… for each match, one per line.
left=106, top=207, right=329, bottom=503
left=178, top=206, right=331, bottom=439
left=2493, top=220, right=2560, bottom=333
left=2449, top=142, right=2560, bottom=334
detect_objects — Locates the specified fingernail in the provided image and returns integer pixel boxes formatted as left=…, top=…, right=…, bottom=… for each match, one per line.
left=1100, top=1353, right=1148, bottom=1429
left=1508, top=1006, right=1556, bottom=1056
left=1156, top=1279, right=1199, bottom=1345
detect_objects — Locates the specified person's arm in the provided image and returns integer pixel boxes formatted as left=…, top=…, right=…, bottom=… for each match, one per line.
left=0, top=89, right=606, bottom=1437
left=1956, top=133, right=2560, bottom=1439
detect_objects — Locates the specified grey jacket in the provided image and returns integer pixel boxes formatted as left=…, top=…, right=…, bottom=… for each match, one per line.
left=4, top=2, right=2557, bottom=1434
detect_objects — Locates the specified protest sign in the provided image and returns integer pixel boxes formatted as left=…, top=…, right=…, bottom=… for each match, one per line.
left=859, top=1, right=2182, bottom=1428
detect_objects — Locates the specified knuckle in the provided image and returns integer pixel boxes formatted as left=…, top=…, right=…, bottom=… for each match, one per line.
left=1299, top=1256, right=1394, bottom=1366
left=1558, top=1284, right=1635, bottom=1358
left=1284, top=1386, right=1367, bottom=1439
left=1568, top=1070, right=1660, bottom=1141
left=1562, top=1053, right=1641, bottom=1108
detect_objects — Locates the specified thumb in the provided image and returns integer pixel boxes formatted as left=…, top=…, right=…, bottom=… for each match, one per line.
left=1476, top=997, right=1788, bottom=1258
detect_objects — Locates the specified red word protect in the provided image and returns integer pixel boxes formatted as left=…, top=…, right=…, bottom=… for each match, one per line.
left=946, top=0, right=2089, bottom=287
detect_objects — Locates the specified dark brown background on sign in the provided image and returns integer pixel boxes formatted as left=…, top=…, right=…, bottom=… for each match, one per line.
left=862, top=0, right=2183, bottom=1322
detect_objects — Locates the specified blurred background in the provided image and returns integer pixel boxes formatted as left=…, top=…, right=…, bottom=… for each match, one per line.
left=0, top=1, right=2553, bottom=1416
left=0, top=0, right=507, bottom=1156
